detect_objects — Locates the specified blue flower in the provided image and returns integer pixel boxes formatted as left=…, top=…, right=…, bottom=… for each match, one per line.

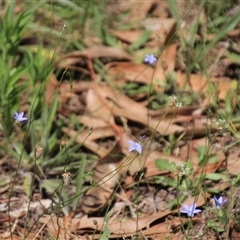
left=14, top=111, right=28, bottom=123
left=128, top=140, right=142, bottom=154
left=214, top=196, right=227, bottom=209
left=144, top=54, right=157, bottom=64
left=180, top=203, right=201, bottom=217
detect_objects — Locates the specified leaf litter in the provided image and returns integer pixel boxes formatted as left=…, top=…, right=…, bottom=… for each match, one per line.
left=2, top=1, right=240, bottom=240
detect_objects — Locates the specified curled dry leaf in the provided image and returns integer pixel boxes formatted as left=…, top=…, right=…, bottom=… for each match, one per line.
left=39, top=213, right=79, bottom=240
left=81, top=132, right=148, bottom=214
left=78, top=115, right=109, bottom=129
left=42, top=210, right=180, bottom=240
left=93, top=83, right=184, bottom=135
left=55, top=46, right=132, bottom=68
left=116, top=0, right=158, bottom=22
left=159, top=42, right=178, bottom=72
left=105, top=62, right=163, bottom=91
left=81, top=142, right=123, bottom=214
left=109, top=29, right=152, bottom=44
left=86, top=88, right=115, bottom=123
left=45, top=74, right=58, bottom=105
left=141, top=18, right=176, bottom=46
left=62, top=127, right=110, bottom=157
left=176, top=71, right=237, bottom=101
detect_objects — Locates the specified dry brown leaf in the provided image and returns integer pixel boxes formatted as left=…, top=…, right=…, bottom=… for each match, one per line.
left=86, top=85, right=123, bottom=138
left=79, top=127, right=115, bottom=142
left=226, top=144, right=240, bottom=175
left=149, top=105, right=200, bottom=117
left=106, top=62, right=163, bottom=91
left=194, top=158, right=226, bottom=178
left=180, top=191, right=209, bottom=209
left=109, top=23, right=177, bottom=49
left=176, top=71, right=236, bottom=101
left=62, top=127, right=109, bottom=157
left=141, top=18, right=176, bottom=46
left=55, top=46, right=132, bottom=68
left=76, top=210, right=172, bottom=236
left=117, top=0, right=158, bottom=22
left=78, top=115, right=109, bottom=128
left=109, top=29, right=151, bottom=44
left=105, top=43, right=178, bottom=92
left=107, top=210, right=170, bottom=235
left=39, top=213, right=79, bottom=240
left=159, top=42, right=178, bottom=72
left=176, top=71, right=208, bottom=92
left=144, top=151, right=197, bottom=179
left=81, top=141, right=123, bottom=214
left=231, top=229, right=240, bottom=240
left=59, top=81, right=93, bottom=94
left=211, top=77, right=237, bottom=101
left=81, top=166, right=121, bottom=214
left=94, top=84, right=184, bottom=135
left=179, top=137, right=225, bottom=169
left=81, top=46, right=133, bottom=60
left=86, top=88, right=115, bottom=123
left=45, top=73, right=58, bottom=105
left=141, top=221, right=184, bottom=239
left=87, top=225, right=184, bottom=240
left=0, top=233, right=22, bottom=240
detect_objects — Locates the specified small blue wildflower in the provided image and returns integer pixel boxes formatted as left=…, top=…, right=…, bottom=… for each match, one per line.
left=180, top=203, right=201, bottom=217
left=214, top=196, right=227, bottom=209
left=144, top=54, right=157, bottom=64
left=14, top=111, right=28, bottom=123
left=128, top=140, right=142, bottom=154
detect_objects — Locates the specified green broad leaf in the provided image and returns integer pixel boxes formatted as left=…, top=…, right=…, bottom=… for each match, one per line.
left=205, top=188, right=221, bottom=194
left=23, top=175, right=33, bottom=197
left=154, top=176, right=178, bottom=187
left=205, top=173, right=223, bottom=181
left=207, top=219, right=224, bottom=232
left=41, top=179, right=62, bottom=193
left=197, top=145, right=207, bottom=165
left=217, top=209, right=228, bottom=225
left=155, top=158, right=175, bottom=171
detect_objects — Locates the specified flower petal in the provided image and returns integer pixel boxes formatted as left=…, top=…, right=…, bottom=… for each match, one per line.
left=192, top=203, right=197, bottom=209
left=180, top=209, right=190, bottom=214
left=128, top=140, right=135, bottom=145
left=14, top=111, right=19, bottom=118
left=182, top=204, right=190, bottom=211
left=187, top=212, right=194, bottom=217
left=129, top=146, right=136, bottom=152
left=223, top=199, right=228, bottom=204
left=135, top=144, right=142, bottom=154
left=193, top=209, right=202, bottom=214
